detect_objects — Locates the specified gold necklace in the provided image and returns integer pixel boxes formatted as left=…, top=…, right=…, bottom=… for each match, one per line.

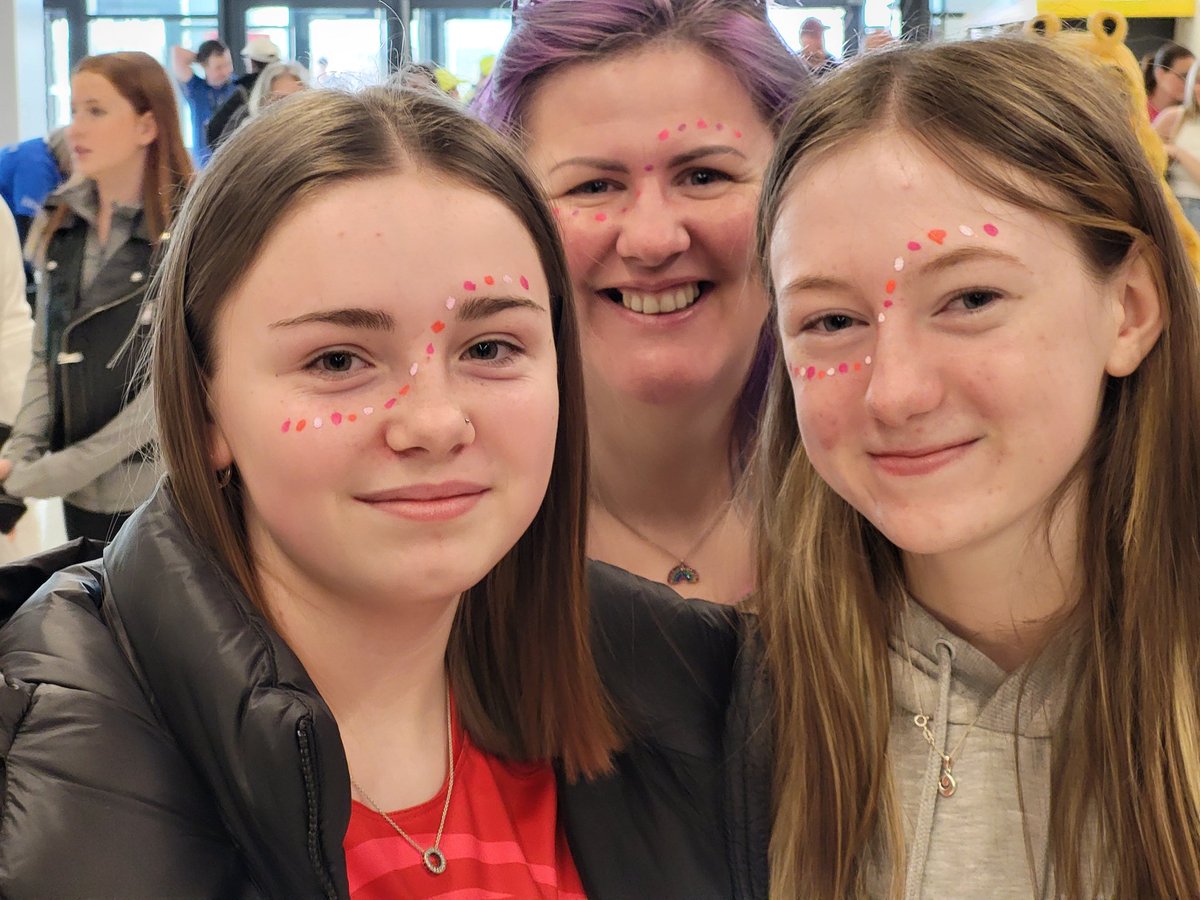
left=900, top=601, right=985, bottom=798
left=594, top=489, right=732, bottom=586
left=350, top=691, right=454, bottom=875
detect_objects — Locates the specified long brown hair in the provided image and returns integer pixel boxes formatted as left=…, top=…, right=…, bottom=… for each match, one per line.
left=754, top=37, right=1200, bottom=897
left=40, top=51, right=192, bottom=252
left=151, top=86, right=618, bottom=779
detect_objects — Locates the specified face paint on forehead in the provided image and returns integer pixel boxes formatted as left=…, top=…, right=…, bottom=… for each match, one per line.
left=278, top=273, right=537, bottom=434
left=789, top=222, right=1001, bottom=387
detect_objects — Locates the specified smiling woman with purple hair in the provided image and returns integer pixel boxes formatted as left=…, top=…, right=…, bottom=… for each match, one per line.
left=476, top=0, right=807, bottom=608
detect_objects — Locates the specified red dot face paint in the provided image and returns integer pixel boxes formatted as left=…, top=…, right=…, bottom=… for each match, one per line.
left=399, top=384, right=410, bottom=397
left=484, top=275, right=495, bottom=285
left=697, top=119, right=708, bottom=129
left=431, top=320, right=445, bottom=333
left=885, top=279, right=896, bottom=293
left=927, top=229, right=947, bottom=244
left=595, top=213, right=607, bottom=222
left=348, top=414, right=357, bottom=422
left=296, top=419, right=306, bottom=432
left=734, top=130, right=742, bottom=139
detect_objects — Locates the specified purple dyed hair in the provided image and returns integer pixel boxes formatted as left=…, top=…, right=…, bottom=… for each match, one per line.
left=474, top=0, right=808, bottom=468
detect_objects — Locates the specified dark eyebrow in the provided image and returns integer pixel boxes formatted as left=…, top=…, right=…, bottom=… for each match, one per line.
left=268, top=308, right=395, bottom=330
left=548, top=157, right=629, bottom=176
left=456, top=295, right=546, bottom=322
left=917, top=245, right=1027, bottom=276
left=666, top=145, right=747, bottom=167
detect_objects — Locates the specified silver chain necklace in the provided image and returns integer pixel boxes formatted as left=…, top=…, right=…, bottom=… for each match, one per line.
left=350, top=691, right=455, bottom=875
left=594, top=491, right=732, bottom=586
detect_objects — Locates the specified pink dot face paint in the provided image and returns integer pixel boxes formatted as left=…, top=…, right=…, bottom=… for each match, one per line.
left=463, top=280, right=476, bottom=291
left=595, top=213, right=608, bottom=223
left=331, top=412, right=343, bottom=426
left=425, top=343, right=435, bottom=356
left=697, top=119, right=708, bottom=129
left=281, top=419, right=291, bottom=433
left=983, top=223, right=999, bottom=236
left=519, top=275, right=530, bottom=291
left=384, top=397, right=397, bottom=410
left=658, top=129, right=670, bottom=141
left=907, top=241, right=922, bottom=252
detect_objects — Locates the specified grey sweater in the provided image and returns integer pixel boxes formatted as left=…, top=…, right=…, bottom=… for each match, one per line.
left=867, top=602, right=1087, bottom=900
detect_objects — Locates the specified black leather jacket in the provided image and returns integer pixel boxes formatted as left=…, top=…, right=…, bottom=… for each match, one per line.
left=0, top=485, right=758, bottom=899
left=38, top=192, right=153, bottom=452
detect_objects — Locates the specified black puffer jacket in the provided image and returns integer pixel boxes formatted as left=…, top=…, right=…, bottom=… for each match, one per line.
left=0, top=484, right=759, bottom=899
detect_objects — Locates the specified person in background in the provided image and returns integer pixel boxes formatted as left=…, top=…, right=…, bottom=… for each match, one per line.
left=753, top=36, right=1200, bottom=898
left=205, top=36, right=283, bottom=154
left=0, top=202, right=34, bottom=560
left=799, top=16, right=838, bottom=77
left=434, top=67, right=463, bottom=100
left=0, top=51, right=193, bottom=542
left=1155, top=56, right=1200, bottom=231
left=217, top=60, right=311, bottom=142
left=171, top=39, right=236, bottom=165
left=1143, top=41, right=1194, bottom=122
left=0, top=128, right=70, bottom=254
left=476, top=0, right=809, bottom=606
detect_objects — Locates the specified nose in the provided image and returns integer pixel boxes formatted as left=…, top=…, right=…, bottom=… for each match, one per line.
left=862, top=318, right=944, bottom=427
left=383, top=371, right=474, bottom=458
left=614, top=187, right=690, bottom=268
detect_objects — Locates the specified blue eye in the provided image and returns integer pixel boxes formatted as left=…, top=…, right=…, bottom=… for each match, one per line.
left=806, top=313, right=857, bottom=333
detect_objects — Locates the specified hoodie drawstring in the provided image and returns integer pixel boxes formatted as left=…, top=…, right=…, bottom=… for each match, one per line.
left=903, top=638, right=956, bottom=900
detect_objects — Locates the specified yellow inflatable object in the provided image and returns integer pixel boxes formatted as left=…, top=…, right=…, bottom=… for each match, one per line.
left=1024, top=11, right=1200, bottom=276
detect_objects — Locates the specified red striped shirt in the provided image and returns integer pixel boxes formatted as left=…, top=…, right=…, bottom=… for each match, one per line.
left=344, top=720, right=585, bottom=899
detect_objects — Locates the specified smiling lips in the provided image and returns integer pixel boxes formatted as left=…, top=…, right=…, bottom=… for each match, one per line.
left=869, top=439, right=978, bottom=477
left=357, top=481, right=488, bottom=522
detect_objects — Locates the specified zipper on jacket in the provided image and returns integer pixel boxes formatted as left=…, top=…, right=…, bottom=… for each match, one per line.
left=296, top=715, right=340, bottom=900
left=58, top=284, right=146, bottom=445
left=104, top=300, right=153, bottom=371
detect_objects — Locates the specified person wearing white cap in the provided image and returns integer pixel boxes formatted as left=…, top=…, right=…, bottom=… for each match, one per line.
left=206, top=36, right=282, bottom=152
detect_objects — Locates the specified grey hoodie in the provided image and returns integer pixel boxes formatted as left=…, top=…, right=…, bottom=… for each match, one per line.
left=867, top=602, right=1080, bottom=900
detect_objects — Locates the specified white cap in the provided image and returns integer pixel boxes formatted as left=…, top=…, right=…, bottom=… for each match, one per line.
left=241, top=36, right=281, bottom=64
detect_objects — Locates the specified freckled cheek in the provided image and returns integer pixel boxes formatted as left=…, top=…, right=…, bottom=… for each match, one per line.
left=792, top=386, right=855, bottom=457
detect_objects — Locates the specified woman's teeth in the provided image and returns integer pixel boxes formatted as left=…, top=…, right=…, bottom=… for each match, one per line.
left=619, top=283, right=702, bottom=314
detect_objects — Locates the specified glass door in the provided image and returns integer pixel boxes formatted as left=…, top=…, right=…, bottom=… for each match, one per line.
left=238, top=2, right=394, bottom=87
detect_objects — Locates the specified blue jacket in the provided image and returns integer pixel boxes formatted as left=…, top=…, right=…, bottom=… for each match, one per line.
left=0, top=138, right=63, bottom=221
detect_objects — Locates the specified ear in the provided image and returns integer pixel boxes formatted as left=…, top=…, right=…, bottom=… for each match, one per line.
left=137, top=110, right=158, bottom=148
left=209, top=419, right=234, bottom=471
left=1087, top=10, right=1127, bottom=44
left=1024, top=14, right=1062, bottom=38
left=1106, top=248, right=1164, bottom=377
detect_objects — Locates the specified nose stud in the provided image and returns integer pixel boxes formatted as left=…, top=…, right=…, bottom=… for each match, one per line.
left=464, top=417, right=471, bottom=426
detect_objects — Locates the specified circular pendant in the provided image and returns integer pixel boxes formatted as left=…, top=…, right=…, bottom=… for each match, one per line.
left=938, top=770, right=957, bottom=798
left=423, top=847, right=447, bottom=875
